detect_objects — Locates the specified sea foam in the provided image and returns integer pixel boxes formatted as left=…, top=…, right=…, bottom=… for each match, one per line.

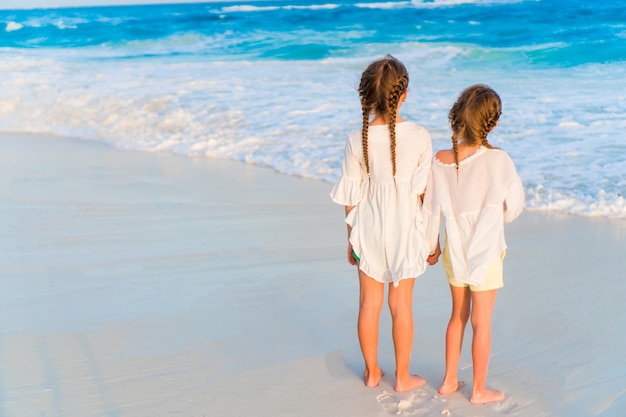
left=1, top=0, right=625, bottom=219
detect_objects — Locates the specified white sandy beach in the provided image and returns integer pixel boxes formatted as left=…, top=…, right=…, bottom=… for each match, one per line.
left=1, top=132, right=625, bottom=417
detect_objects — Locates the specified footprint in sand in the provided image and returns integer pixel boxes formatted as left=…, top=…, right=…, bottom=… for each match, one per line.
left=377, top=390, right=441, bottom=415
left=495, top=397, right=518, bottom=413
left=377, top=391, right=400, bottom=415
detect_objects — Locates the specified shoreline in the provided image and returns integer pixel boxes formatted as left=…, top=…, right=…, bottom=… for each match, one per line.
left=1, top=132, right=625, bottom=417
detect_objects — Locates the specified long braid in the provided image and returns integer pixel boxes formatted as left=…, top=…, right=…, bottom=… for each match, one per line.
left=387, top=74, right=408, bottom=176
left=388, top=117, right=397, bottom=177
left=448, top=102, right=462, bottom=170
left=361, top=98, right=370, bottom=174
left=480, top=106, right=500, bottom=149
left=358, top=55, right=409, bottom=177
left=452, top=135, right=460, bottom=170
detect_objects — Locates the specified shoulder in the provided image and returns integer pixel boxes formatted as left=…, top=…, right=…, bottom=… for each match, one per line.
left=400, top=121, right=430, bottom=136
left=347, top=129, right=363, bottom=145
left=349, top=129, right=362, bottom=139
left=343, top=130, right=363, bottom=154
left=434, top=149, right=455, bottom=164
left=398, top=122, right=432, bottom=148
left=486, top=148, right=519, bottom=172
left=487, top=148, right=515, bottom=164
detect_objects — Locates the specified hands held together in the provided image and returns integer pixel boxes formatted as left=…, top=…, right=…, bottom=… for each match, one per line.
left=427, top=243, right=441, bottom=266
left=347, top=243, right=358, bottom=266
left=347, top=242, right=441, bottom=267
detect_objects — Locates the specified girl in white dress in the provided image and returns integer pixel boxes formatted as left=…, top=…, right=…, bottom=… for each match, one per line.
left=424, top=84, right=525, bottom=404
left=330, top=55, right=433, bottom=392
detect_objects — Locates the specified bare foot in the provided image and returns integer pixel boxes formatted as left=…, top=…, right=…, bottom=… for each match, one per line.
left=395, top=374, right=426, bottom=392
left=438, top=380, right=465, bottom=395
left=363, top=368, right=384, bottom=387
left=470, top=388, right=505, bottom=404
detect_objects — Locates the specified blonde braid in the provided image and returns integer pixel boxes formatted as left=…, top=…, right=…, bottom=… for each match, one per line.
left=480, top=106, right=500, bottom=149
left=448, top=102, right=462, bottom=170
left=387, top=74, right=408, bottom=176
left=361, top=97, right=370, bottom=174
left=452, top=135, right=460, bottom=170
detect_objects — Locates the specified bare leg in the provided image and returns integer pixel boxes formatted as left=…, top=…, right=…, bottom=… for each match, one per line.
left=358, top=270, right=384, bottom=387
left=439, top=285, right=470, bottom=395
left=469, top=289, right=504, bottom=404
left=388, top=278, right=425, bottom=392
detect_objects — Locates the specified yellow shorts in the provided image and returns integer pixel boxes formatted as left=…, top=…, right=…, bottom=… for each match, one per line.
left=442, top=243, right=505, bottom=292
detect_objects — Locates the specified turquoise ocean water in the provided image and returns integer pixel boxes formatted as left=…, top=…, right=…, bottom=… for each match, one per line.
left=1, top=0, right=625, bottom=217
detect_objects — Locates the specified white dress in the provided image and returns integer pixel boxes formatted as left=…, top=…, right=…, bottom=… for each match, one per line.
left=423, top=146, right=525, bottom=286
left=330, top=122, right=433, bottom=285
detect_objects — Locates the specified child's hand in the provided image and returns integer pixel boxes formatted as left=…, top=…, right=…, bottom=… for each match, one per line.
left=347, top=243, right=358, bottom=266
left=427, top=244, right=441, bottom=266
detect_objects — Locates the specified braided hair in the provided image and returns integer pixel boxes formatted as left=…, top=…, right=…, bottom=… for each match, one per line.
left=448, top=84, right=501, bottom=169
left=358, top=55, right=409, bottom=176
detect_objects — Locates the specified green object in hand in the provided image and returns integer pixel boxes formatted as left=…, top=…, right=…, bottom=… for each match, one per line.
left=352, top=252, right=360, bottom=262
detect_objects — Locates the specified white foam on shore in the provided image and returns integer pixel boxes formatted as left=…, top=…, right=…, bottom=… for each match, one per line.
left=0, top=46, right=625, bottom=219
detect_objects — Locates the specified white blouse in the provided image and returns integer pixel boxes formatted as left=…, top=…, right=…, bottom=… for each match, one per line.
left=330, top=122, right=432, bottom=285
left=423, top=147, right=525, bottom=286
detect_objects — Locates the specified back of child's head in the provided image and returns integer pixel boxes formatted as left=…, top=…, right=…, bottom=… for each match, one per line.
left=358, top=55, right=409, bottom=175
left=449, top=84, right=501, bottom=162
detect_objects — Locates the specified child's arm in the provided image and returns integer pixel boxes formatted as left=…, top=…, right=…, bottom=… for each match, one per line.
left=427, top=239, right=441, bottom=265
left=422, top=167, right=442, bottom=263
left=329, top=135, right=364, bottom=266
left=503, top=157, right=525, bottom=223
left=345, top=205, right=357, bottom=265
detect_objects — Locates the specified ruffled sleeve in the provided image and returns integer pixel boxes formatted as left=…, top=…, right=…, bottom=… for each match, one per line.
left=503, top=155, right=525, bottom=223
left=422, top=166, right=441, bottom=254
left=330, top=135, right=365, bottom=206
left=410, top=137, right=432, bottom=195
left=330, top=176, right=364, bottom=205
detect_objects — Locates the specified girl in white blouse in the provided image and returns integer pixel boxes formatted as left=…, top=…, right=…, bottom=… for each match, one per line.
left=424, top=84, right=524, bottom=404
left=330, top=55, right=432, bottom=392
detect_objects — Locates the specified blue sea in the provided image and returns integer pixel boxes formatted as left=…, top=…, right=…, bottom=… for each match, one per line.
left=1, top=0, right=625, bottom=218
